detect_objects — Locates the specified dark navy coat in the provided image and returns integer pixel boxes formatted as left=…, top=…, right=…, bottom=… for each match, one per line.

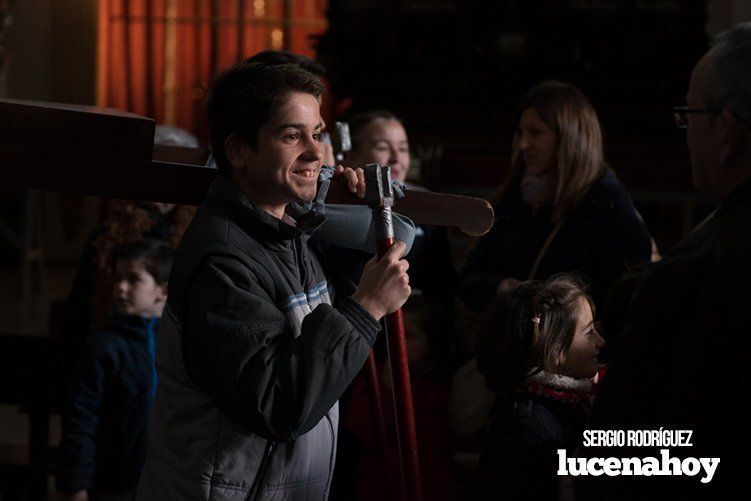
left=461, top=169, right=652, bottom=312
left=56, top=314, right=158, bottom=493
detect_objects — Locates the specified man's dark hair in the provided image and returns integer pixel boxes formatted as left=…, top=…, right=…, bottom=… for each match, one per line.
left=246, top=50, right=326, bottom=77
left=206, top=59, right=324, bottom=175
left=113, top=239, right=175, bottom=285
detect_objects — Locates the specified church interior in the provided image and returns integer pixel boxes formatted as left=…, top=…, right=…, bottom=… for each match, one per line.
left=0, top=1, right=748, bottom=499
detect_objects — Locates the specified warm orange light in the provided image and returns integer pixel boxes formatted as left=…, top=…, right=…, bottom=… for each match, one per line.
left=270, top=28, right=284, bottom=49
left=253, top=0, right=266, bottom=17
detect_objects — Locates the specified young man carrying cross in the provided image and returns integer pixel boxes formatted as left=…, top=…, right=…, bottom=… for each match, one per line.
left=136, top=60, right=411, bottom=500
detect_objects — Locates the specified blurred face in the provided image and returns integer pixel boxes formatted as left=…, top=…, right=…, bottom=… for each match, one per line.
left=516, top=108, right=559, bottom=175
left=114, top=258, right=167, bottom=318
left=350, top=118, right=410, bottom=182
left=230, top=91, right=324, bottom=219
left=558, top=297, right=604, bottom=379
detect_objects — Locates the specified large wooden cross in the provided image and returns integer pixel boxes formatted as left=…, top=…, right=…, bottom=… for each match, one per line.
left=0, top=98, right=494, bottom=236
left=0, top=98, right=494, bottom=501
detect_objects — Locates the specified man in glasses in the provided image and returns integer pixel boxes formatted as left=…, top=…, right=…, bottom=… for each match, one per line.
left=577, top=23, right=751, bottom=500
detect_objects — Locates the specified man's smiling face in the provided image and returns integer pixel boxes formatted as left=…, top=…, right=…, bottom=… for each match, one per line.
left=236, top=91, right=324, bottom=218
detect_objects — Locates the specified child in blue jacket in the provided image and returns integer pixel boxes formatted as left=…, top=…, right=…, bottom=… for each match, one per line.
left=57, top=239, right=174, bottom=501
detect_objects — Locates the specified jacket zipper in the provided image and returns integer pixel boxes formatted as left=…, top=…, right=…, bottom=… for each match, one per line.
left=293, top=238, right=306, bottom=286
left=245, top=440, right=276, bottom=501
left=322, top=413, right=336, bottom=499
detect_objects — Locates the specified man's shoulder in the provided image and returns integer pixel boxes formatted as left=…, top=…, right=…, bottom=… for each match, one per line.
left=707, top=196, right=751, bottom=262
left=166, top=205, right=279, bottom=313
left=662, top=205, right=751, bottom=278
left=626, top=212, right=751, bottom=329
left=177, top=203, right=271, bottom=267
left=185, top=203, right=251, bottom=244
left=188, top=174, right=285, bottom=252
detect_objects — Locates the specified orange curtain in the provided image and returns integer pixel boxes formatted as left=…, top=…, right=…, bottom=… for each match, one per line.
left=97, top=0, right=329, bottom=142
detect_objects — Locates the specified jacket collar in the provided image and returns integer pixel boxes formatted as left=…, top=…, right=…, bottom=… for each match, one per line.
left=206, top=174, right=325, bottom=242
left=524, top=370, right=598, bottom=408
left=107, top=313, right=159, bottom=341
left=498, top=167, right=621, bottom=217
left=715, top=174, right=751, bottom=220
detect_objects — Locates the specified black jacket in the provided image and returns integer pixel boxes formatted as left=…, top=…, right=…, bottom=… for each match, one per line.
left=478, top=393, right=586, bottom=501
left=460, top=169, right=652, bottom=312
left=137, top=175, right=382, bottom=499
left=56, top=314, right=158, bottom=493
left=578, top=177, right=751, bottom=500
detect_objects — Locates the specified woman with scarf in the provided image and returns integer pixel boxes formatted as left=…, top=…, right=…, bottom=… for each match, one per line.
left=460, top=81, right=653, bottom=314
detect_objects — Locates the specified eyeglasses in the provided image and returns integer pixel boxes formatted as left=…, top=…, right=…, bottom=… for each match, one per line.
left=672, top=106, right=721, bottom=129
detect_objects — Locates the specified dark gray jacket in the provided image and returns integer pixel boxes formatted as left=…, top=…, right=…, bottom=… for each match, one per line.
left=577, top=177, right=751, bottom=500
left=137, top=175, right=381, bottom=500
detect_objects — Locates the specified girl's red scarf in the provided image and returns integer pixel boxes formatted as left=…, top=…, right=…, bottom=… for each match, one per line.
left=525, top=367, right=607, bottom=407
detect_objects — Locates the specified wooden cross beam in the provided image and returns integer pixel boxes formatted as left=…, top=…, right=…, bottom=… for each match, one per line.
left=0, top=99, right=494, bottom=236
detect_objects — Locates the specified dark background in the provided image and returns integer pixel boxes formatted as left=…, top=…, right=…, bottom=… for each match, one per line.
left=316, top=0, right=712, bottom=250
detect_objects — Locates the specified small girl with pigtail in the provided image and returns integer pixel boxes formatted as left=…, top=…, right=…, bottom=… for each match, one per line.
left=475, top=273, right=605, bottom=500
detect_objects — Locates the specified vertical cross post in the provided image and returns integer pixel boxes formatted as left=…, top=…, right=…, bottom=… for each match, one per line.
left=364, top=163, right=422, bottom=501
